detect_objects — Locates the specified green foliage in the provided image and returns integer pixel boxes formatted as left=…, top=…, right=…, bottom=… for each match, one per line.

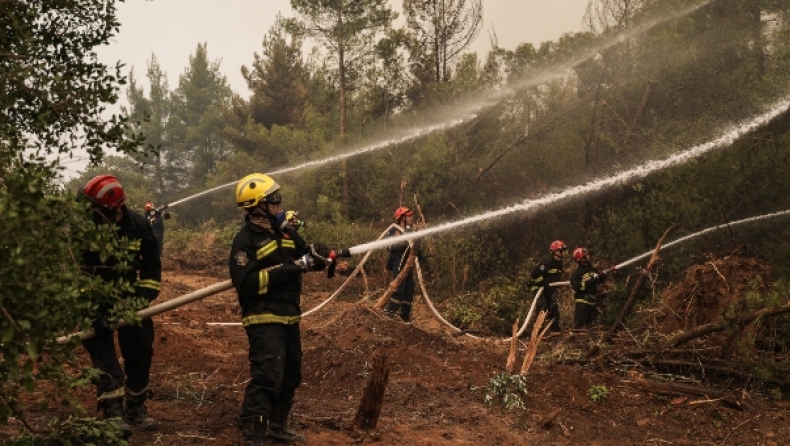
left=8, top=417, right=128, bottom=446
left=588, top=384, right=609, bottom=403
left=0, top=0, right=147, bottom=436
left=472, top=373, right=529, bottom=410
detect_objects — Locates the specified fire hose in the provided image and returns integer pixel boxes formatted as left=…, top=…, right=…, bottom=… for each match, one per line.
left=57, top=208, right=790, bottom=344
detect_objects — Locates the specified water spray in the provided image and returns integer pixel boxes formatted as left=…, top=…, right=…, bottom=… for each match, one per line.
left=605, top=209, right=790, bottom=273
left=58, top=206, right=790, bottom=343
left=338, top=97, right=790, bottom=259
left=164, top=1, right=712, bottom=210
left=57, top=95, right=790, bottom=343
left=166, top=115, right=479, bottom=208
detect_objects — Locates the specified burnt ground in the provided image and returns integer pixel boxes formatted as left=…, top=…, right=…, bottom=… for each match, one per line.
left=6, top=255, right=790, bottom=445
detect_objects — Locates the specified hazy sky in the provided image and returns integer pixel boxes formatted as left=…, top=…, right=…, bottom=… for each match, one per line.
left=96, top=0, right=590, bottom=98
left=63, top=1, right=589, bottom=179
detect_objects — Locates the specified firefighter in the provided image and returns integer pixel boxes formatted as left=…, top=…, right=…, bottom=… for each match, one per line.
left=144, top=201, right=170, bottom=257
left=79, top=175, right=161, bottom=437
left=530, top=240, right=568, bottom=332
left=570, top=247, right=609, bottom=329
left=229, top=173, right=333, bottom=446
left=384, top=206, right=418, bottom=322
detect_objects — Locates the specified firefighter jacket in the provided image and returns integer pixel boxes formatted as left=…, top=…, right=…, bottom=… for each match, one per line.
left=530, top=256, right=564, bottom=291
left=386, top=225, right=423, bottom=272
left=81, top=206, right=162, bottom=302
left=570, top=263, right=605, bottom=306
left=229, top=218, right=310, bottom=326
left=385, top=225, right=410, bottom=272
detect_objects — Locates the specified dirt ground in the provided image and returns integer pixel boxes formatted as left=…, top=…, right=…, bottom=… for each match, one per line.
left=9, top=255, right=790, bottom=445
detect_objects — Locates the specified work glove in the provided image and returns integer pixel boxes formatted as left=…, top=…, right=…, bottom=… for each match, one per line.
left=92, top=316, right=113, bottom=337
left=309, top=243, right=331, bottom=260
left=268, top=263, right=303, bottom=285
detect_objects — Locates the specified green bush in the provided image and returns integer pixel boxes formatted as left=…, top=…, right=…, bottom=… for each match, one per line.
left=8, top=417, right=128, bottom=446
left=472, top=373, right=529, bottom=411
left=588, top=384, right=609, bottom=403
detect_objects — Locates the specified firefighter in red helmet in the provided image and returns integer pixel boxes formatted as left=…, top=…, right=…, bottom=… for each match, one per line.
left=529, top=240, right=567, bottom=332
left=384, top=206, right=418, bottom=322
left=570, top=247, right=608, bottom=329
left=79, top=174, right=161, bottom=437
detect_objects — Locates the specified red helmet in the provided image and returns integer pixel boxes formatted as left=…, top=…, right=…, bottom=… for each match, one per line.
left=393, top=206, right=413, bottom=220
left=573, top=247, right=589, bottom=261
left=145, top=202, right=155, bottom=211
left=82, top=175, right=125, bottom=209
left=549, top=240, right=567, bottom=252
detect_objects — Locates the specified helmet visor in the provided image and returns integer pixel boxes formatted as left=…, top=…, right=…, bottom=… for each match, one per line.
left=262, top=190, right=282, bottom=205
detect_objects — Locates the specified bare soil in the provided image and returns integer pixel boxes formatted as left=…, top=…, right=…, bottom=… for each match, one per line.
left=10, top=255, right=790, bottom=445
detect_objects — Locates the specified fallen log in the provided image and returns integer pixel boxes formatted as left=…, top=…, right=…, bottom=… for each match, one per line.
left=630, top=379, right=755, bottom=411
left=668, top=301, right=790, bottom=347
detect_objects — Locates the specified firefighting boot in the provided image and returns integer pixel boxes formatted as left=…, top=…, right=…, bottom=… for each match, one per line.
left=98, top=390, right=132, bottom=438
left=125, top=386, right=158, bottom=431
left=239, top=415, right=269, bottom=446
left=267, top=402, right=305, bottom=443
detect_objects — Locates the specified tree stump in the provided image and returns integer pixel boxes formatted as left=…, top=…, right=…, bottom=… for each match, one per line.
left=352, top=348, right=390, bottom=431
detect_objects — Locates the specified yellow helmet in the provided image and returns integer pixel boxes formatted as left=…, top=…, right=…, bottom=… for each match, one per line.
left=235, top=173, right=281, bottom=209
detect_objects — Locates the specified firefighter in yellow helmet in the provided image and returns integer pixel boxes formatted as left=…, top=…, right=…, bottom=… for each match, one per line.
left=283, top=210, right=304, bottom=232
left=229, top=173, right=334, bottom=446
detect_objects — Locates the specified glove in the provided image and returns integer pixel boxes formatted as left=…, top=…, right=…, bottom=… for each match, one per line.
left=295, top=254, right=315, bottom=272
left=267, top=263, right=303, bottom=284
left=309, top=243, right=331, bottom=259
left=92, top=316, right=113, bottom=337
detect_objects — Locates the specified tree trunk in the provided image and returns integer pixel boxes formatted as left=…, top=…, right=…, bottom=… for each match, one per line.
left=336, top=7, right=349, bottom=216
left=353, top=348, right=390, bottom=430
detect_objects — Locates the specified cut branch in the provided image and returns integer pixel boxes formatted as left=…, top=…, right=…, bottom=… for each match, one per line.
left=601, top=226, right=673, bottom=344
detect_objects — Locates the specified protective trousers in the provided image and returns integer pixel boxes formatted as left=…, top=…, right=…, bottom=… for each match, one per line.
left=81, top=318, right=155, bottom=396
left=385, top=269, right=415, bottom=322
left=573, top=296, right=598, bottom=329
left=241, top=323, right=302, bottom=419
left=535, top=289, right=561, bottom=332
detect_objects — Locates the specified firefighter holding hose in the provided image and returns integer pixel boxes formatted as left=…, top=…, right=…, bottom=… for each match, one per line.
left=384, top=206, right=418, bottom=322
left=529, top=240, right=568, bottom=332
left=570, top=247, right=609, bottom=329
left=79, top=174, right=161, bottom=437
left=229, top=173, right=333, bottom=445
